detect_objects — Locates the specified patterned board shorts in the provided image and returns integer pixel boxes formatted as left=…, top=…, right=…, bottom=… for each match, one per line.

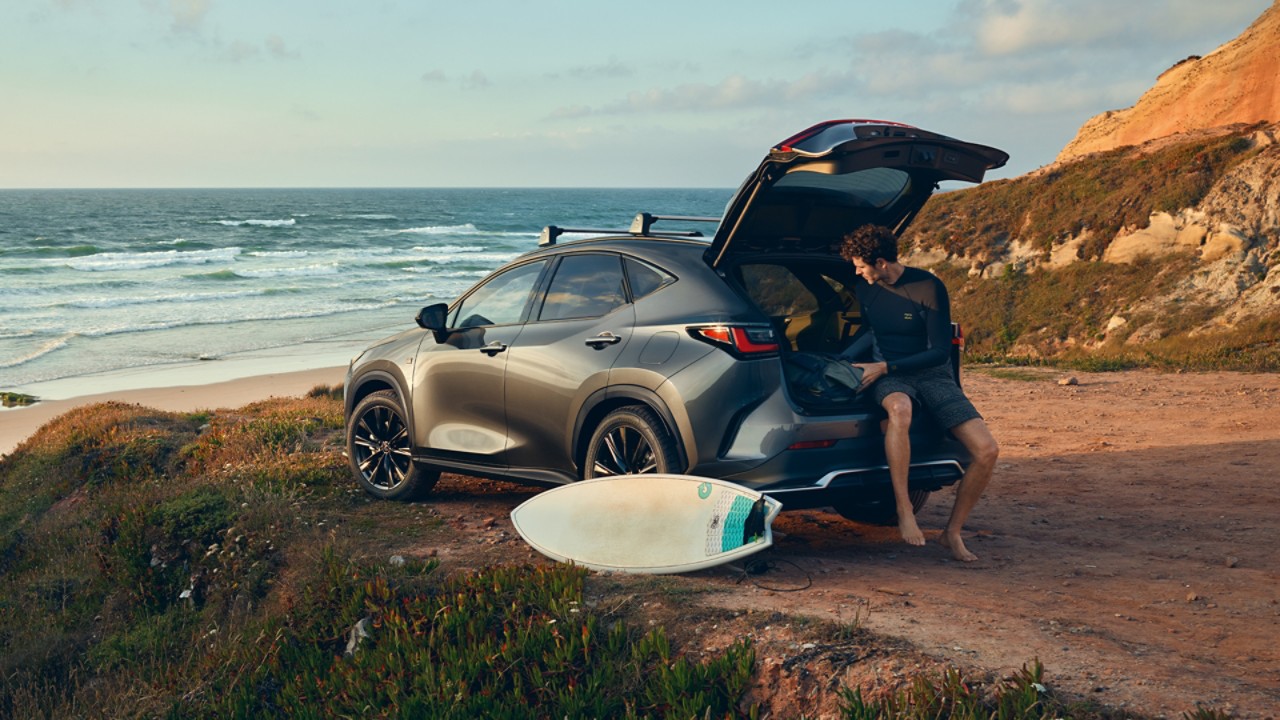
left=869, top=364, right=982, bottom=429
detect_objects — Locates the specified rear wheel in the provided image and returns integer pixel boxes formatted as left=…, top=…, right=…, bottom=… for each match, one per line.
left=347, top=390, right=440, bottom=501
left=832, top=488, right=930, bottom=526
left=583, top=406, right=681, bottom=479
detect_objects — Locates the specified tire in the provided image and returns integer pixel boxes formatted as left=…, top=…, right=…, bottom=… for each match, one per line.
left=582, top=406, right=682, bottom=479
left=832, top=489, right=930, bottom=526
left=347, top=390, right=440, bottom=501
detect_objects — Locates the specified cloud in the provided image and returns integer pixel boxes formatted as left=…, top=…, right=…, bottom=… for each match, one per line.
left=832, top=0, right=1271, bottom=120
left=565, top=57, right=634, bottom=79
left=167, top=0, right=211, bottom=32
left=220, top=39, right=258, bottom=62
left=217, top=36, right=298, bottom=63
left=461, top=70, right=490, bottom=90
left=963, top=0, right=1269, bottom=56
left=549, top=72, right=831, bottom=118
left=264, top=35, right=298, bottom=60
left=421, top=70, right=448, bottom=84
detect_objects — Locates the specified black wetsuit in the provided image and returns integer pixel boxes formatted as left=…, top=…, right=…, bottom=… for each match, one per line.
left=853, top=266, right=981, bottom=428
left=853, top=266, right=952, bottom=372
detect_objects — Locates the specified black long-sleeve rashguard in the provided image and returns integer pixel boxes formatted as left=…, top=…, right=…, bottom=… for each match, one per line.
left=853, top=266, right=952, bottom=374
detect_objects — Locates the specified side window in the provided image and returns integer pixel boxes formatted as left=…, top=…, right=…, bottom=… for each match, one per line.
left=452, top=260, right=546, bottom=328
left=625, top=257, right=675, bottom=301
left=538, top=254, right=627, bottom=321
left=738, top=264, right=819, bottom=316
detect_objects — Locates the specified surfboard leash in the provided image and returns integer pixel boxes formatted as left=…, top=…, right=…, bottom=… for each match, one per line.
left=728, top=557, right=813, bottom=592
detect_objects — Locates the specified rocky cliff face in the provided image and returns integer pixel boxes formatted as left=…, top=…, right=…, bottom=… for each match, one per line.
left=897, top=3, right=1280, bottom=367
left=901, top=122, right=1280, bottom=365
left=1057, top=1, right=1280, bottom=163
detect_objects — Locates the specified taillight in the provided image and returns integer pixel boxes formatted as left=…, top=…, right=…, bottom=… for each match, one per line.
left=689, top=324, right=779, bottom=357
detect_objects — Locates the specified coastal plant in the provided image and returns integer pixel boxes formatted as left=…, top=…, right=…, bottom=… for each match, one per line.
left=184, top=551, right=759, bottom=719
left=97, top=485, right=238, bottom=612
left=0, top=391, right=38, bottom=407
left=838, top=661, right=1060, bottom=720
left=907, top=127, right=1263, bottom=260
left=179, top=396, right=347, bottom=493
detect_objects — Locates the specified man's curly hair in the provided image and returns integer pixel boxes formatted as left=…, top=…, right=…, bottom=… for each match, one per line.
left=838, top=225, right=899, bottom=264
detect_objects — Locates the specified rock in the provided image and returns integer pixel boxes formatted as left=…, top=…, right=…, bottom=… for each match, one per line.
left=389, top=554, right=405, bottom=566
left=1226, top=556, right=1240, bottom=568
left=344, top=617, right=373, bottom=657
left=1058, top=376, right=1079, bottom=386
left=1186, top=592, right=1199, bottom=602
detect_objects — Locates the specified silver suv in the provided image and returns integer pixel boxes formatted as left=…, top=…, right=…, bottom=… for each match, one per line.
left=344, top=119, right=1007, bottom=523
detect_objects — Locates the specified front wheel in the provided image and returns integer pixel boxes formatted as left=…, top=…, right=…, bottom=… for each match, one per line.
left=347, top=390, right=440, bottom=501
left=832, top=489, right=930, bottom=526
left=583, top=406, right=682, bottom=479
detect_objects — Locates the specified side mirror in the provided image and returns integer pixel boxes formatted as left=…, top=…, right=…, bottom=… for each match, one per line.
left=416, top=303, right=449, bottom=335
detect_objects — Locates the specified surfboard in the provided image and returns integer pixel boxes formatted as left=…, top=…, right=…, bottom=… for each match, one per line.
left=510, top=474, right=783, bottom=574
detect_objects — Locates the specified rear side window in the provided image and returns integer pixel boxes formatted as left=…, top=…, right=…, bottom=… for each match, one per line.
left=625, top=257, right=674, bottom=300
left=738, top=265, right=818, bottom=316
left=538, top=254, right=627, bottom=321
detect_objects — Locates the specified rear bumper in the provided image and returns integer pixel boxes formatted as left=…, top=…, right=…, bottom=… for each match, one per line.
left=759, top=458, right=965, bottom=509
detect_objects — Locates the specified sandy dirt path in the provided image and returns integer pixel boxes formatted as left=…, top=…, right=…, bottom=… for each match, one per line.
left=409, top=369, right=1280, bottom=718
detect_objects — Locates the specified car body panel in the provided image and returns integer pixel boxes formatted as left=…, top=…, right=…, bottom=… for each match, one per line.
left=504, top=304, right=636, bottom=472
left=411, top=323, right=523, bottom=466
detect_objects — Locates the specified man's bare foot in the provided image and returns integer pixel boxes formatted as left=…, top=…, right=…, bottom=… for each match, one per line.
left=939, top=531, right=978, bottom=562
left=897, top=513, right=926, bottom=546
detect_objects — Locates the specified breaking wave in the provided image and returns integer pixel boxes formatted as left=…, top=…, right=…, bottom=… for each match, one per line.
left=216, top=218, right=297, bottom=227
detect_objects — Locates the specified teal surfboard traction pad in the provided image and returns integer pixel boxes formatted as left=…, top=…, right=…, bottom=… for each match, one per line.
left=702, top=483, right=770, bottom=556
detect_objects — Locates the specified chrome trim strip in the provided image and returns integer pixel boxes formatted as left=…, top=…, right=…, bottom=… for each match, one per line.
left=765, top=459, right=964, bottom=494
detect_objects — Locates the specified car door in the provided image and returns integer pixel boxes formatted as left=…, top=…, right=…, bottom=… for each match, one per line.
left=503, top=252, right=634, bottom=474
left=411, top=259, right=548, bottom=468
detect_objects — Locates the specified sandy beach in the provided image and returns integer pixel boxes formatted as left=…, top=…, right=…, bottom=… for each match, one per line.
left=0, top=365, right=347, bottom=457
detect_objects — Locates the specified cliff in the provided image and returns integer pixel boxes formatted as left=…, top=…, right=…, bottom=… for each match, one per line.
left=1058, top=1, right=1280, bottom=162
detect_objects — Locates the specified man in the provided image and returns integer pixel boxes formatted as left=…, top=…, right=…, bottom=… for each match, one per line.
left=839, top=225, right=998, bottom=562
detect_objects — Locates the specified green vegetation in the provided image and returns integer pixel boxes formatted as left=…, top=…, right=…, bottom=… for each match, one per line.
left=940, top=251, right=1280, bottom=370
left=0, top=390, right=1239, bottom=717
left=1, top=392, right=38, bottom=408
left=907, top=129, right=1262, bottom=260
left=838, top=661, right=1104, bottom=720
left=895, top=126, right=1280, bottom=371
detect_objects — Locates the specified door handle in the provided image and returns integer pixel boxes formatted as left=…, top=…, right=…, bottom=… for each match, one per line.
left=584, top=332, right=623, bottom=350
left=480, top=341, right=508, bottom=356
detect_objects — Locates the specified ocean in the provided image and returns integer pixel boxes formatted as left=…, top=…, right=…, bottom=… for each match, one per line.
left=0, top=188, right=731, bottom=398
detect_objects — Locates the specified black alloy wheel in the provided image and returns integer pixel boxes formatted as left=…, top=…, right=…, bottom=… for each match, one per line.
left=347, top=390, right=439, bottom=500
left=583, top=406, right=681, bottom=479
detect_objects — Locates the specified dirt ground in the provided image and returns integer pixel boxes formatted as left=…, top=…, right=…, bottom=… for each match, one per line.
left=402, top=369, right=1280, bottom=719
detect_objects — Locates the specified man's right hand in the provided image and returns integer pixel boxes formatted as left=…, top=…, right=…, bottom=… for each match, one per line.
left=853, top=361, right=888, bottom=390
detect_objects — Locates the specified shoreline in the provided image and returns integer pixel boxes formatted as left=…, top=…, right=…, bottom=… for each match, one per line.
left=0, top=365, right=347, bottom=458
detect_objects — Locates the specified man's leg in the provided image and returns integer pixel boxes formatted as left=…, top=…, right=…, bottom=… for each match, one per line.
left=881, top=392, right=924, bottom=546
left=938, top=417, right=998, bottom=561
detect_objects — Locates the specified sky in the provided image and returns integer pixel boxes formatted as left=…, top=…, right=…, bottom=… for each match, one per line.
left=1, top=0, right=1272, bottom=188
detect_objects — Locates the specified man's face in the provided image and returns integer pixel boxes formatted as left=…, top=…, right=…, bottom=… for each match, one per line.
left=852, top=256, right=887, bottom=284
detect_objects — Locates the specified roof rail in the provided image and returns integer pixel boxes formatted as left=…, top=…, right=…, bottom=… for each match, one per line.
left=538, top=213, right=721, bottom=247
